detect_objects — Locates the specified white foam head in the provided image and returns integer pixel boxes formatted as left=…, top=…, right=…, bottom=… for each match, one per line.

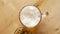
left=20, top=6, right=41, bottom=28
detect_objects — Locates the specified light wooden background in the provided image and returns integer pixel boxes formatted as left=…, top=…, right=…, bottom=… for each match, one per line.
left=0, top=0, right=60, bottom=34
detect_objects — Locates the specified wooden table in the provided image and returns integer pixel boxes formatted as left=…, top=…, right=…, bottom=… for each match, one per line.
left=0, top=0, right=60, bottom=34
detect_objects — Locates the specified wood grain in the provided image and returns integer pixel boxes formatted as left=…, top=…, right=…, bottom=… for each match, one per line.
left=0, top=0, right=60, bottom=34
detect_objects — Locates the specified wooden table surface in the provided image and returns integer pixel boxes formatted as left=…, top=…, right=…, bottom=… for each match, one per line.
left=0, top=0, right=60, bottom=34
